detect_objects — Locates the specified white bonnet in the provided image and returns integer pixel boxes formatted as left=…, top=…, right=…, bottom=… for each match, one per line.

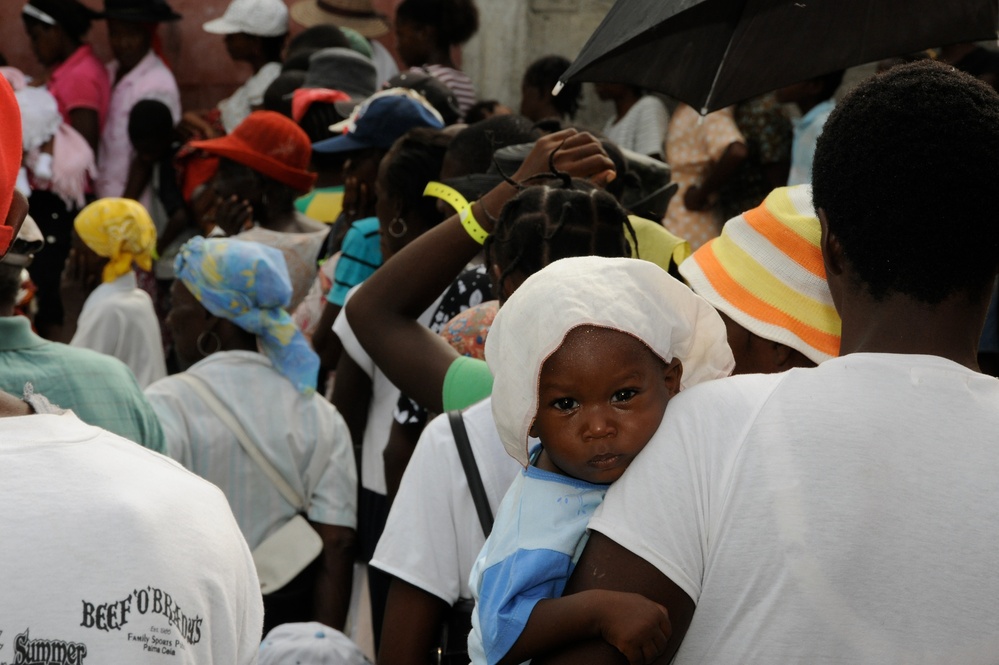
left=485, top=256, right=734, bottom=467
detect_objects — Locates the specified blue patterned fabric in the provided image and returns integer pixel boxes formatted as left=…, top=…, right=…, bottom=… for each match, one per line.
left=175, top=236, right=319, bottom=393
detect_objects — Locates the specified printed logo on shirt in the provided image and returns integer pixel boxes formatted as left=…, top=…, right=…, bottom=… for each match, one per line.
left=78, top=586, right=203, bottom=658
left=2, top=629, right=88, bottom=665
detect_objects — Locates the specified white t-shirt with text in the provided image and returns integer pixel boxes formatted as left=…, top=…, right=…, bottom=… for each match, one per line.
left=0, top=412, right=262, bottom=663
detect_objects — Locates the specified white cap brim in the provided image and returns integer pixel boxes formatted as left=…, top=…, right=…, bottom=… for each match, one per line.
left=203, top=16, right=241, bottom=34
left=203, top=17, right=287, bottom=37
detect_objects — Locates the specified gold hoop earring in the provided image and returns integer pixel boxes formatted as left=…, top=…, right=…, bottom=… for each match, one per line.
left=388, top=217, right=408, bottom=238
left=196, top=330, right=222, bottom=357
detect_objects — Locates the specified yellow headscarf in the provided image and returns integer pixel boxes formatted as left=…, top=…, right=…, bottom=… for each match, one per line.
left=74, top=198, right=156, bottom=284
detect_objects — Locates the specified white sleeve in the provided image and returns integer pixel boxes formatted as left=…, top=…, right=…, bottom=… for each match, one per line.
left=633, top=96, right=669, bottom=158
left=71, top=305, right=123, bottom=358
left=587, top=377, right=771, bottom=602
left=332, top=286, right=376, bottom=378
left=371, top=412, right=465, bottom=603
left=145, top=378, right=193, bottom=466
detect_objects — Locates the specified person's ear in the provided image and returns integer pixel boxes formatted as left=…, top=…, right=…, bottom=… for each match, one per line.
left=422, top=24, right=439, bottom=44
left=771, top=340, right=794, bottom=369
left=817, top=207, right=844, bottom=277
left=0, top=191, right=29, bottom=259
left=528, top=419, right=538, bottom=438
left=663, top=358, right=683, bottom=397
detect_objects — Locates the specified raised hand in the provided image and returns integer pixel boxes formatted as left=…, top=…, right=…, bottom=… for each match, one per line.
left=511, top=128, right=617, bottom=188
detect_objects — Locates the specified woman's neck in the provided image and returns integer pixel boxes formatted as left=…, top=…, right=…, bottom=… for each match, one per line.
left=51, top=41, right=82, bottom=69
left=244, top=54, right=271, bottom=74
left=425, top=46, right=455, bottom=68
left=614, top=93, right=639, bottom=121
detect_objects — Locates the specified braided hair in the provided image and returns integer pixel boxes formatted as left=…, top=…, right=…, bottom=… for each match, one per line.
left=485, top=174, right=638, bottom=297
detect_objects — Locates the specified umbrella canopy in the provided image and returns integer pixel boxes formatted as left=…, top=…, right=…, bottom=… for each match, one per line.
left=559, top=0, right=999, bottom=113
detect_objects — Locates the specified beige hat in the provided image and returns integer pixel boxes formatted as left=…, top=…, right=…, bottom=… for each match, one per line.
left=290, top=0, right=390, bottom=39
left=486, top=256, right=735, bottom=467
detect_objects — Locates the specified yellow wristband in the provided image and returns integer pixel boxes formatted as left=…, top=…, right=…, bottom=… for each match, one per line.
left=423, top=181, right=489, bottom=245
left=423, top=181, right=468, bottom=214
left=459, top=204, right=489, bottom=245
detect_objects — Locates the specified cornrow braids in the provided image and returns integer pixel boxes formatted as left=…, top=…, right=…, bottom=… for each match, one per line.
left=485, top=179, right=635, bottom=298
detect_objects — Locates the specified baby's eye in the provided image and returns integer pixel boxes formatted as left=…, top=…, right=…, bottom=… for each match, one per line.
left=611, top=389, right=638, bottom=403
left=551, top=397, right=578, bottom=411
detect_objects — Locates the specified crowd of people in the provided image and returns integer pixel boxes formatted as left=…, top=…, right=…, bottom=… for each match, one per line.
left=1, top=0, right=998, bottom=663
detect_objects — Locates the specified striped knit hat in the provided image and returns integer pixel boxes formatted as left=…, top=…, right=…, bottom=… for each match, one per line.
left=678, top=185, right=841, bottom=364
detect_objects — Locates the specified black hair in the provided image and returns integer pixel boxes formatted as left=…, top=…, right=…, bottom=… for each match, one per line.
left=281, top=49, right=315, bottom=73
left=816, top=69, right=845, bottom=101
left=287, top=25, right=350, bottom=59
left=0, top=264, right=21, bottom=309
left=395, top=0, right=479, bottom=47
left=463, top=100, right=502, bottom=125
left=532, top=118, right=564, bottom=135
left=128, top=99, right=174, bottom=144
left=311, top=150, right=348, bottom=175
left=262, top=70, right=306, bottom=117
left=383, top=128, right=452, bottom=227
left=812, top=59, right=999, bottom=303
left=485, top=177, right=637, bottom=289
left=445, top=114, right=540, bottom=176
left=261, top=34, right=288, bottom=64
left=523, top=55, right=581, bottom=119
left=298, top=102, right=346, bottom=143
left=23, top=0, right=95, bottom=43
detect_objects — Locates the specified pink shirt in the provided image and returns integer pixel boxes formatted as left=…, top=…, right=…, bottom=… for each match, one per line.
left=48, top=44, right=111, bottom=130
left=97, top=51, right=181, bottom=199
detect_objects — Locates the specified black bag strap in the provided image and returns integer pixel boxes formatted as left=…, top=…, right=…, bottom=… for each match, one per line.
left=448, top=410, right=494, bottom=538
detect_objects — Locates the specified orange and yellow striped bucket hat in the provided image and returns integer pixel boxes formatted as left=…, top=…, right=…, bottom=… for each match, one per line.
left=678, top=185, right=841, bottom=364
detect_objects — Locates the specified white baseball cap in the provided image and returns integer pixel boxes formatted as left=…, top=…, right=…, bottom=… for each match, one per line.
left=203, top=0, right=289, bottom=37
left=259, top=623, right=370, bottom=665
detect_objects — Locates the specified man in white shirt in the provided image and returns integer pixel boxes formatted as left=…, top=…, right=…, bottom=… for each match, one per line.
left=0, top=79, right=263, bottom=662
left=539, top=60, right=999, bottom=664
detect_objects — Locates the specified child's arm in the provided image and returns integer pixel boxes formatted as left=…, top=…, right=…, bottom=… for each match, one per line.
left=498, top=589, right=671, bottom=665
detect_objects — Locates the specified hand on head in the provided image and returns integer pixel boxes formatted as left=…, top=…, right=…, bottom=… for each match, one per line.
left=512, top=128, right=616, bottom=189
left=214, top=194, right=255, bottom=236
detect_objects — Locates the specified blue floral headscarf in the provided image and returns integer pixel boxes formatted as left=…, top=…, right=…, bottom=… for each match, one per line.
left=175, top=237, right=319, bottom=394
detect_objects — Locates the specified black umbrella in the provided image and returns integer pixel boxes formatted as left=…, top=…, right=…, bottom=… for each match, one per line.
left=558, top=0, right=999, bottom=113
